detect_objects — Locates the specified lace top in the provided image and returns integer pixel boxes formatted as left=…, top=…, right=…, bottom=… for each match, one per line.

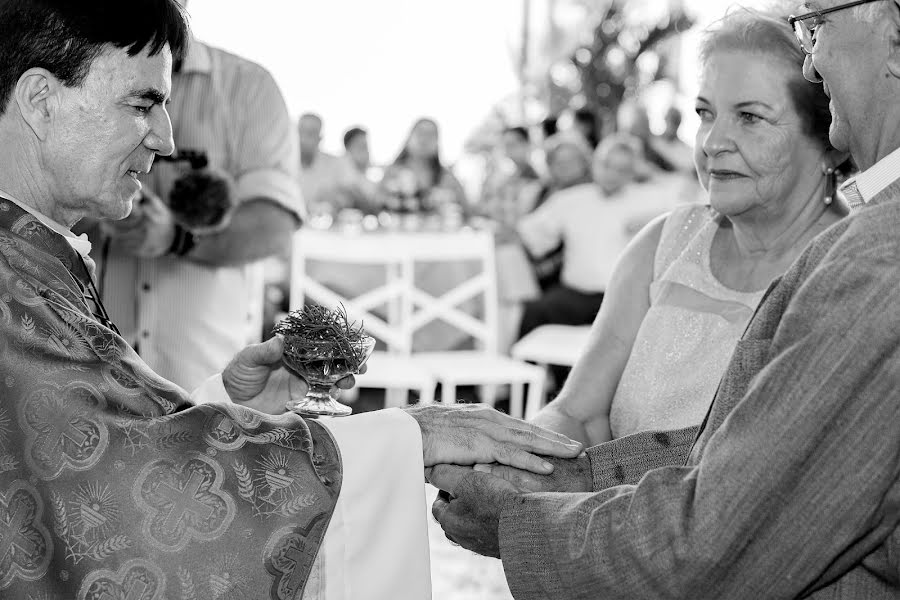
left=609, top=204, right=766, bottom=439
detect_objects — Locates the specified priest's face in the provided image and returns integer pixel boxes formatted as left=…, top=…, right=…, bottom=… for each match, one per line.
left=44, top=44, right=175, bottom=224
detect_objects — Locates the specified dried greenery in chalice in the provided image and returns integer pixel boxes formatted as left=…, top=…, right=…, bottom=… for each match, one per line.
left=273, top=305, right=375, bottom=417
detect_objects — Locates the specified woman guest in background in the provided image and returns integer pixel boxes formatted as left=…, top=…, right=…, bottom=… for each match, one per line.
left=516, top=133, right=660, bottom=341
left=379, top=117, right=468, bottom=215
left=530, top=7, right=850, bottom=446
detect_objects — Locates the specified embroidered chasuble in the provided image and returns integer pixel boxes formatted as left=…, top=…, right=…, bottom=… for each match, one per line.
left=0, top=198, right=342, bottom=599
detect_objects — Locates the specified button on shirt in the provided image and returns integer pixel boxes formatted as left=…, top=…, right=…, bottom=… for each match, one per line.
left=99, top=40, right=302, bottom=391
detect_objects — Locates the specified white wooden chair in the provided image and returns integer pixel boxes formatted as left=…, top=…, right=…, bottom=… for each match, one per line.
left=510, top=324, right=593, bottom=418
left=290, top=228, right=546, bottom=418
left=290, top=228, right=437, bottom=408
left=402, top=229, right=546, bottom=419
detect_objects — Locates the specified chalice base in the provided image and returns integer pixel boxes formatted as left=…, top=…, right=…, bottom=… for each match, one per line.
left=288, top=386, right=353, bottom=417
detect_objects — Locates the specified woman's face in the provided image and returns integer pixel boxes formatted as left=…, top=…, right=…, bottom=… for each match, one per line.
left=694, top=50, right=826, bottom=218
left=407, top=121, right=440, bottom=158
left=548, top=145, right=589, bottom=187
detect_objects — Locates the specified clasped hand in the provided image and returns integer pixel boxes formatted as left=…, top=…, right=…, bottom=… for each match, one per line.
left=427, top=454, right=592, bottom=557
left=222, top=336, right=590, bottom=560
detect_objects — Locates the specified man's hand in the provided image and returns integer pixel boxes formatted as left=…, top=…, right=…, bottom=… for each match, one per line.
left=476, top=454, right=593, bottom=493
left=428, top=464, right=518, bottom=558
left=101, top=190, right=176, bottom=258
left=405, top=404, right=582, bottom=474
left=222, top=336, right=357, bottom=414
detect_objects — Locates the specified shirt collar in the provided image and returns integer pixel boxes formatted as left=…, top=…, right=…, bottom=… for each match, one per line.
left=179, top=38, right=212, bottom=75
left=839, top=145, right=900, bottom=208
left=0, top=187, right=92, bottom=259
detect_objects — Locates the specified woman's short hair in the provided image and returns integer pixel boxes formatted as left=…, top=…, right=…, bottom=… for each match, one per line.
left=698, top=5, right=832, bottom=149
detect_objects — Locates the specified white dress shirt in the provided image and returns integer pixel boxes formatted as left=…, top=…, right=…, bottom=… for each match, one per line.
left=517, top=181, right=675, bottom=293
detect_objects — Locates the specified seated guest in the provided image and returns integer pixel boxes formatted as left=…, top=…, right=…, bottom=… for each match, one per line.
left=524, top=132, right=595, bottom=289
left=0, top=3, right=583, bottom=598
left=378, top=117, right=467, bottom=215
left=480, top=126, right=541, bottom=231
left=530, top=6, right=849, bottom=446
left=572, top=106, right=600, bottom=149
left=516, top=133, right=659, bottom=339
left=343, top=126, right=370, bottom=175
left=645, top=105, right=698, bottom=174
left=298, top=112, right=355, bottom=215
left=337, top=125, right=378, bottom=211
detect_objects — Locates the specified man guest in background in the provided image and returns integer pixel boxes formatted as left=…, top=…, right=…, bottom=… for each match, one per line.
left=342, top=125, right=370, bottom=175
left=298, top=112, right=356, bottom=215
left=86, top=0, right=302, bottom=391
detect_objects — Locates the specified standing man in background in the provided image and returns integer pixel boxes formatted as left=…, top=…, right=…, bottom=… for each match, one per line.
left=298, top=112, right=355, bottom=215
left=92, top=0, right=302, bottom=390
left=342, top=126, right=371, bottom=175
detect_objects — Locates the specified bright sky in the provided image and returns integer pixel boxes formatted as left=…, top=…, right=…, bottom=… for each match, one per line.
left=186, top=0, right=768, bottom=164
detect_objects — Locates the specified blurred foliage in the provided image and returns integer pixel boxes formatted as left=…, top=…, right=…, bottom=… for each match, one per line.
left=548, top=0, right=694, bottom=133
left=463, top=0, right=694, bottom=159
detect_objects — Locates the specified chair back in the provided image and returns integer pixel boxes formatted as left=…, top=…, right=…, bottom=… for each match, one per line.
left=290, top=228, right=500, bottom=355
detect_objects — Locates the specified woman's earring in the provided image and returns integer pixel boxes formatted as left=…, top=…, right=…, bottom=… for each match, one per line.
left=824, top=167, right=835, bottom=205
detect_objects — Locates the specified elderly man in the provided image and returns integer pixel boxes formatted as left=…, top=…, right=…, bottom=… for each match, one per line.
left=432, top=2, right=900, bottom=598
left=0, top=2, right=582, bottom=598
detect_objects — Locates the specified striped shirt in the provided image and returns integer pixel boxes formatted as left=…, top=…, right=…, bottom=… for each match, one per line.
left=98, top=40, right=302, bottom=391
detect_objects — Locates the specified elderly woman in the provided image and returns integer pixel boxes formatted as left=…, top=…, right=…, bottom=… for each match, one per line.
left=530, top=7, right=850, bottom=446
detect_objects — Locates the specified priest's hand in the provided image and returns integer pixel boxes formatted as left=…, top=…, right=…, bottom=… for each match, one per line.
left=474, top=454, right=593, bottom=493
left=428, top=464, right=518, bottom=558
left=405, top=405, right=583, bottom=474
left=223, top=336, right=357, bottom=413
left=101, top=189, right=175, bottom=258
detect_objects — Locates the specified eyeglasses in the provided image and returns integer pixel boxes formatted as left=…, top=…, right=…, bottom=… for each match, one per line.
left=789, top=0, right=881, bottom=54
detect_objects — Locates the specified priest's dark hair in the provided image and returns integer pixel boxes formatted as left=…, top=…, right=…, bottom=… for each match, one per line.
left=0, top=0, right=190, bottom=115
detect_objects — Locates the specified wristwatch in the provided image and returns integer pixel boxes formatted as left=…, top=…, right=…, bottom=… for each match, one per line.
left=167, top=223, right=197, bottom=257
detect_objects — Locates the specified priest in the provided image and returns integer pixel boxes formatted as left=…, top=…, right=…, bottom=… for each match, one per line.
left=0, top=1, right=582, bottom=598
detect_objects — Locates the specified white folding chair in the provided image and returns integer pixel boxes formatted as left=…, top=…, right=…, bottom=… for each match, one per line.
left=510, top=324, right=593, bottom=418
left=404, top=230, right=546, bottom=419
left=290, top=228, right=437, bottom=407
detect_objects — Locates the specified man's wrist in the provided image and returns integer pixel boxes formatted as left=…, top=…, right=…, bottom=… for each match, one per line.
left=167, top=223, right=197, bottom=257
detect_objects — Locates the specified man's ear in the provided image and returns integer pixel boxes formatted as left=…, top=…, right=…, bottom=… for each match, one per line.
left=887, top=0, right=900, bottom=79
left=14, top=68, right=59, bottom=140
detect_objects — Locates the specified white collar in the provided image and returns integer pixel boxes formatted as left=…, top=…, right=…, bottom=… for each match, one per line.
left=839, top=145, right=900, bottom=207
left=0, top=188, right=93, bottom=258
